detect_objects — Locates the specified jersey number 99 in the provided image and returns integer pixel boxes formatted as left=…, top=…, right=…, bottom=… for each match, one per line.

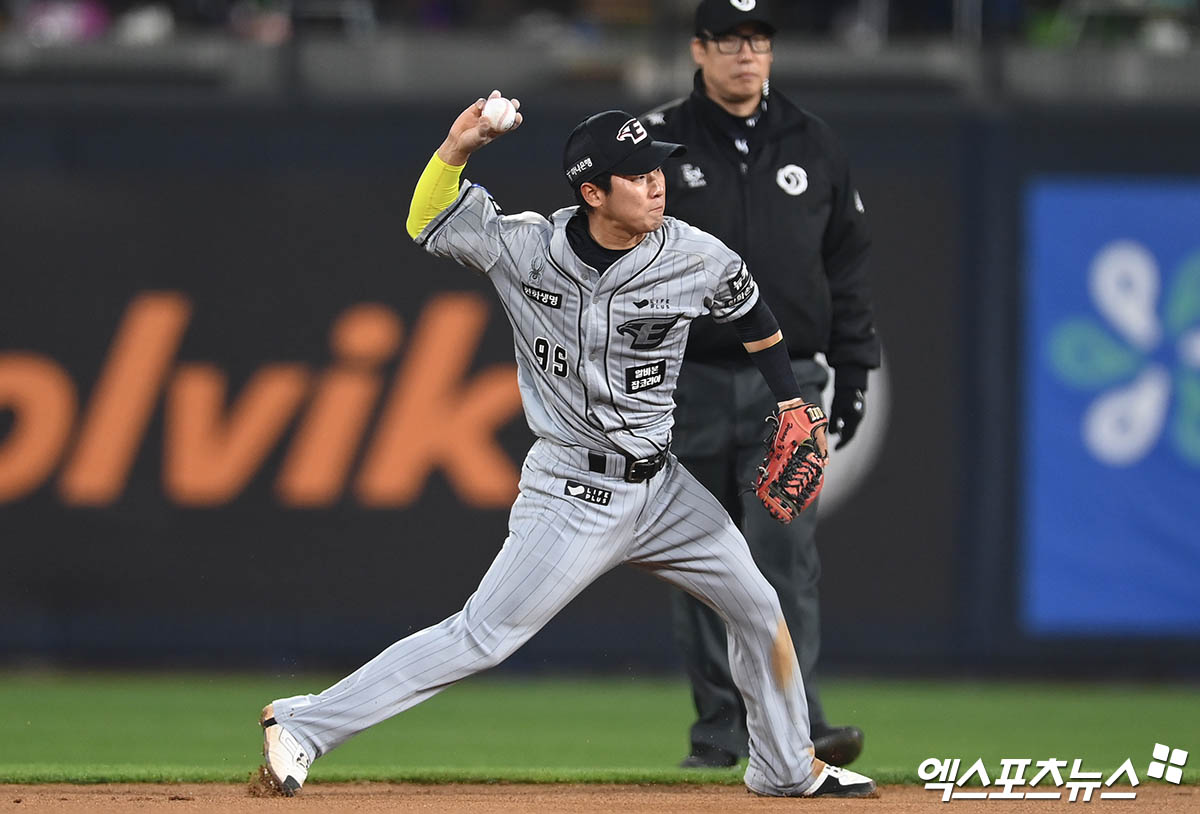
left=534, top=336, right=569, bottom=378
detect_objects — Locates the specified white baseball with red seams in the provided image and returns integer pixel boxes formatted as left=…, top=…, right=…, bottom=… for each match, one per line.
left=481, top=96, right=517, bottom=132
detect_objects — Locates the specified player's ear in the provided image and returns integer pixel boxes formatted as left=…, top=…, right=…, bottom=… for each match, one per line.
left=580, top=181, right=605, bottom=208
left=690, top=37, right=707, bottom=66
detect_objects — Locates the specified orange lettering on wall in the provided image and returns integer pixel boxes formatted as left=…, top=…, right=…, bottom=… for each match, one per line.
left=276, top=304, right=403, bottom=507
left=58, top=292, right=191, bottom=505
left=164, top=364, right=310, bottom=505
left=0, top=353, right=78, bottom=502
left=356, top=293, right=522, bottom=508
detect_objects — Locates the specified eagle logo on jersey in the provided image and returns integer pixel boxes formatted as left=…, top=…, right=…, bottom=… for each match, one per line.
left=616, top=118, right=648, bottom=145
left=529, top=254, right=544, bottom=282
left=617, top=314, right=682, bottom=350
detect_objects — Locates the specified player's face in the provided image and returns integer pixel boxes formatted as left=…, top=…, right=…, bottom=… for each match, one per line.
left=601, top=168, right=667, bottom=235
left=691, top=23, right=773, bottom=108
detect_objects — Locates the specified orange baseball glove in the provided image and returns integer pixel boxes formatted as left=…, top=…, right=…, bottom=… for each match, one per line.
left=754, top=403, right=829, bottom=524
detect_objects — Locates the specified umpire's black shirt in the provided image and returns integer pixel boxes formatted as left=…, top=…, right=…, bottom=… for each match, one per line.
left=644, top=72, right=879, bottom=388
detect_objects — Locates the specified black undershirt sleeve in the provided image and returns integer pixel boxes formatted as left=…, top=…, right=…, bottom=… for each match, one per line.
left=732, top=299, right=803, bottom=403
left=731, top=297, right=777, bottom=343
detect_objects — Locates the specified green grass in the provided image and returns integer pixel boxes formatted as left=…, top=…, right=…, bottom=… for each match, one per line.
left=0, top=673, right=1196, bottom=785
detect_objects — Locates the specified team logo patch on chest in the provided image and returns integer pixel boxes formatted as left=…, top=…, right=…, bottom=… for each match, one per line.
left=617, top=314, right=682, bottom=349
left=564, top=480, right=612, bottom=506
left=522, top=283, right=562, bottom=309
left=776, top=164, right=808, bottom=196
left=626, top=360, right=667, bottom=394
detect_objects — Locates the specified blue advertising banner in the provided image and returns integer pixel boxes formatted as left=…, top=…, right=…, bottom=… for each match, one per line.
left=1024, top=180, right=1200, bottom=635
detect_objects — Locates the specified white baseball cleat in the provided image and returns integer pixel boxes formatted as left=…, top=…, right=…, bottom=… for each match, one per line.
left=802, top=760, right=877, bottom=798
left=260, top=704, right=310, bottom=796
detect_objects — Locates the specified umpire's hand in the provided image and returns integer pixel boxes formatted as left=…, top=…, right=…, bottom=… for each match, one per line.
left=830, top=386, right=866, bottom=450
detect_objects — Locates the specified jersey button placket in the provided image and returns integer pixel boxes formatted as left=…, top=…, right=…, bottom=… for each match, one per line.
left=580, top=296, right=606, bottom=419
left=585, top=297, right=602, bottom=362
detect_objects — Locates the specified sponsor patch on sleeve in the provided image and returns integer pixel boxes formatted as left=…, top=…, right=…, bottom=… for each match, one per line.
left=711, top=263, right=757, bottom=316
left=522, top=283, right=562, bottom=309
left=723, top=263, right=755, bottom=308
left=625, top=359, right=667, bottom=394
left=564, top=480, right=613, bottom=506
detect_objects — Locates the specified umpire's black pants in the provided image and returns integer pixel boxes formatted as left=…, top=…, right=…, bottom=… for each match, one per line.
left=670, top=357, right=829, bottom=757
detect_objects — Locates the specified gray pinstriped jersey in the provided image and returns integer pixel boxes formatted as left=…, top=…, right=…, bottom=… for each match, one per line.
left=416, top=180, right=760, bottom=460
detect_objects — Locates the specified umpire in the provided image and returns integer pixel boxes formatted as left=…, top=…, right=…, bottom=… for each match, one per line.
left=644, top=0, right=880, bottom=769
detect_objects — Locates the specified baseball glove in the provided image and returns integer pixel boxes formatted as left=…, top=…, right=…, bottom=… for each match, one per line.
left=754, top=403, right=829, bottom=524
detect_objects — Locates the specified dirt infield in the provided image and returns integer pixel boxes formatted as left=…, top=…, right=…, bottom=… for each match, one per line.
left=0, top=783, right=1195, bottom=812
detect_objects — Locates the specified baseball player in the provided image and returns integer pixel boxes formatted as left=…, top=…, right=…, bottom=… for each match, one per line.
left=258, top=91, right=876, bottom=799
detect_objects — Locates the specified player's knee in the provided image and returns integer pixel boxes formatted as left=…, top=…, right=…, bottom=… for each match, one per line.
left=737, top=586, right=786, bottom=639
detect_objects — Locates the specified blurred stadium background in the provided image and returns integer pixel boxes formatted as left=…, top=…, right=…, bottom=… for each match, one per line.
left=1, top=0, right=1198, bottom=784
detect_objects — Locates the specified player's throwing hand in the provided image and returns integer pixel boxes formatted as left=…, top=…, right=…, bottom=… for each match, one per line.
left=438, top=90, right=523, bottom=165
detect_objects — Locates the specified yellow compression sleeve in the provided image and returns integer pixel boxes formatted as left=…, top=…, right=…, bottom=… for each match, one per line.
left=406, top=152, right=467, bottom=239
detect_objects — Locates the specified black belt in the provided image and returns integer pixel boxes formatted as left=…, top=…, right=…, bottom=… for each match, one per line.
left=588, top=447, right=669, bottom=483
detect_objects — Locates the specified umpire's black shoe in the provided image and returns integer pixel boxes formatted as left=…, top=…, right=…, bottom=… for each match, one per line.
left=678, top=743, right=739, bottom=768
left=812, top=723, right=865, bottom=767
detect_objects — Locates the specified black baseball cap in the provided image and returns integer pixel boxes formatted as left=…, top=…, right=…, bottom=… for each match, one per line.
left=694, top=0, right=776, bottom=36
left=562, top=110, right=686, bottom=189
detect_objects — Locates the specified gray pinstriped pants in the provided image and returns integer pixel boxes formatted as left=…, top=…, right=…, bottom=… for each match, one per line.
left=672, top=358, right=831, bottom=756
left=271, top=438, right=817, bottom=795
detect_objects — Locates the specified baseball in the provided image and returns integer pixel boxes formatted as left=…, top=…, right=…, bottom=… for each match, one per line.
left=481, top=96, right=517, bottom=132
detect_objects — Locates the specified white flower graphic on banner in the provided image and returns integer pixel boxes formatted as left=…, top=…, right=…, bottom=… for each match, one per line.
left=1048, top=240, right=1200, bottom=467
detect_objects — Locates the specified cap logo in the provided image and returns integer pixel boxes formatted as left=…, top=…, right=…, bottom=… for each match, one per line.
left=616, top=118, right=648, bottom=145
left=566, top=156, right=594, bottom=182
left=730, top=0, right=756, bottom=10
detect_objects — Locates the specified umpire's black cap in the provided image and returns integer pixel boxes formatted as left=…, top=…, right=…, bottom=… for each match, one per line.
left=562, top=111, right=686, bottom=189
left=694, top=0, right=776, bottom=36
